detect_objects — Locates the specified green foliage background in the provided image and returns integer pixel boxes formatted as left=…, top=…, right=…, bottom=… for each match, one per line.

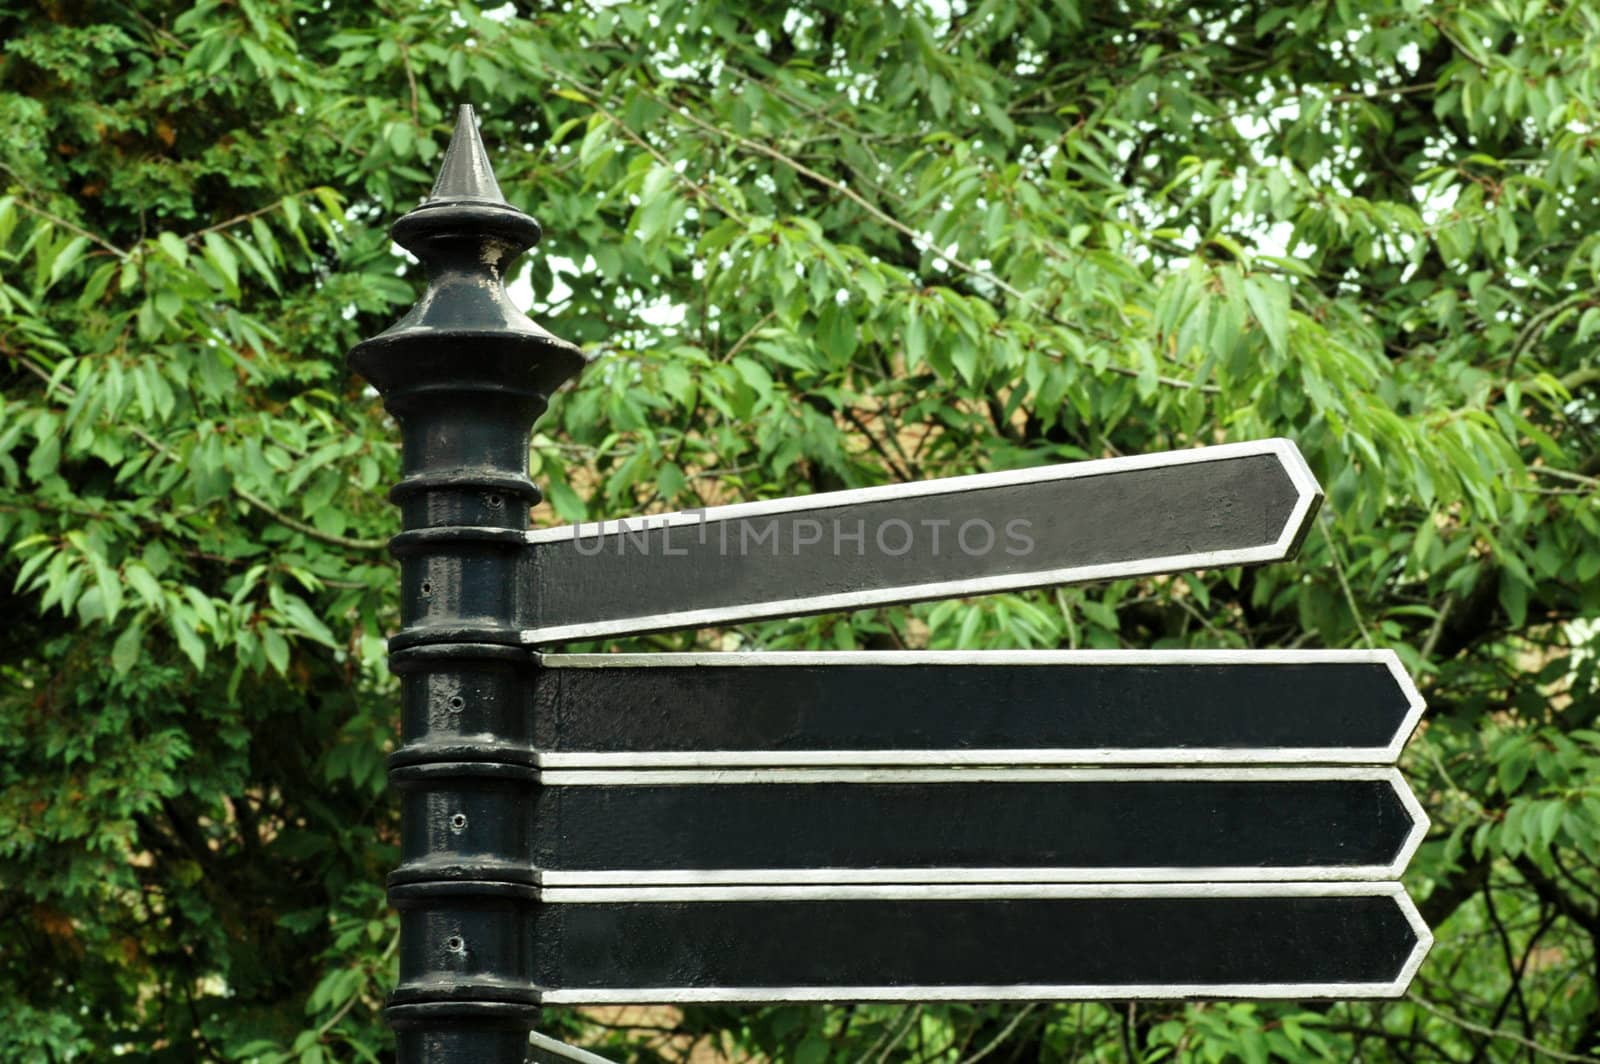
left=3, top=0, right=1599, bottom=1060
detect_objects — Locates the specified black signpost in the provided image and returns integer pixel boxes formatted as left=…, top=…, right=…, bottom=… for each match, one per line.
left=348, top=107, right=1432, bottom=1064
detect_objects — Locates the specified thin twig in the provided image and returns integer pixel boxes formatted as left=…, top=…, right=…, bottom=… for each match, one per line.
left=399, top=42, right=421, bottom=123
left=1506, top=288, right=1599, bottom=376
left=6, top=194, right=127, bottom=257
left=854, top=1006, right=920, bottom=1064
left=1320, top=520, right=1373, bottom=647
left=876, top=1006, right=922, bottom=1064
left=190, top=194, right=304, bottom=242
left=1420, top=592, right=1455, bottom=663
left=842, top=406, right=914, bottom=482
left=960, top=1005, right=1039, bottom=1064
left=1117, top=1003, right=1136, bottom=1064
left=1426, top=17, right=1491, bottom=71
left=1531, top=467, right=1600, bottom=489
left=1406, top=993, right=1591, bottom=1062
left=315, top=931, right=398, bottom=1041
left=1326, top=83, right=1440, bottom=104
left=676, top=104, right=1033, bottom=303
left=576, top=90, right=737, bottom=220
left=1480, top=881, right=1535, bottom=1038
left=722, top=310, right=776, bottom=364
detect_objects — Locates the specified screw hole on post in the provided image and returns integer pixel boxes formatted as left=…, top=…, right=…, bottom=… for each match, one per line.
left=486, top=493, right=504, bottom=509
left=445, top=936, right=464, bottom=953
left=420, top=580, right=433, bottom=597
left=450, top=813, right=468, bottom=831
left=447, top=695, right=466, bottom=711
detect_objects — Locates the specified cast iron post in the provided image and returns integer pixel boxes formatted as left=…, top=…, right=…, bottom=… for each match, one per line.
left=349, top=105, right=585, bottom=1063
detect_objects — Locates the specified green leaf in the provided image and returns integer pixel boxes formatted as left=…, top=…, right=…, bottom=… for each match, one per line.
left=818, top=303, right=858, bottom=362
left=170, top=612, right=207, bottom=671
left=125, top=565, right=163, bottom=608
left=732, top=356, right=774, bottom=400
left=111, top=616, right=144, bottom=675
left=203, top=231, right=238, bottom=288
left=1539, top=800, right=1565, bottom=847
left=1499, top=741, right=1533, bottom=795
left=794, top=1035, right=829, bottom=1064
left=262, top=627, right=290, bottom=675
left=544, top=479, right=586, bottom=522
left=158, top=232, right=188, bottom=266
left=26, top=434, right=59, bottom=482
left=279, top=593, right=337, bottom=648
left=1243, top=275, right=1289, bottom=357
left=904, top=311, right=927, bottom=369
left=47, top=236, right=90, bottom=287
left=231, top=234, right=279, bottom=292
left=660, top=361, right=694, bottom=405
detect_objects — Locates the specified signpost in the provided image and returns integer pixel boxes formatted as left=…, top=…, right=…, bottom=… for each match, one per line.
left=348, top=107, right=1432, bottom=1064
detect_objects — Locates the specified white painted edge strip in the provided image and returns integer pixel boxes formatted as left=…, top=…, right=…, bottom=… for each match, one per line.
left=541, top=648, right=1394, bottom=667
left=537, top=764, right=1407, bottom=786
left=535, top=767, right=1428, bottom=885
left=539, top=864, right=1405, bottom=887
left=521, top=440, right=1323, bottom=643
left=529, top=1032, right=614, bottom=1064
left=539, top=983, right=1403, bottom=1003
left=535, top=883, right=1432, bottom=1003
left=536, top=747, right=1401, bottom=768
left=535, top=648, right=1427, bottom=767
left=542, top=880, right=1411, bottom=902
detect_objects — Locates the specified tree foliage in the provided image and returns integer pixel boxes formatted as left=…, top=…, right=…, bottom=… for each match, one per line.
left=2, top=0, right=1599, bottom=1061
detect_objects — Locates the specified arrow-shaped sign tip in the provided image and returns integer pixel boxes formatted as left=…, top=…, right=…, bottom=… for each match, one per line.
left=1265, top=437, right=1326, bottom=561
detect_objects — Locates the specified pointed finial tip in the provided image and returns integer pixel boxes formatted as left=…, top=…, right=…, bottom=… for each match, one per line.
left=427, top=103, right=507, bottom=205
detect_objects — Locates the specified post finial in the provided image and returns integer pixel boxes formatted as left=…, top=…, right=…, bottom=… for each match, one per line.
left=429, top=104, right=508, bottom=205
left=348, top=102, right=585, bottom=402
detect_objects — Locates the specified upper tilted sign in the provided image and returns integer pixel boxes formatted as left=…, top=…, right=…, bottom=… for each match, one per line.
left=520, top=438, right=1322, bottom=643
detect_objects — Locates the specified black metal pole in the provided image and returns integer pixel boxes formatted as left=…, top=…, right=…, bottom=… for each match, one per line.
left=348, top=104, right=585, bottom=1064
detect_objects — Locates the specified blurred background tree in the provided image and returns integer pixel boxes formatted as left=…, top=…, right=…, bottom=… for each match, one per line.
left=2, top=0, right=1598, bottom=1060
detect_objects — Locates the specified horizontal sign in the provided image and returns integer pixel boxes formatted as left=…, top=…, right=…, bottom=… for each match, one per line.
left=532, top=649, right=1424, bottom=767
left=529, top=767, right=1427, bottom=885
left=521, top=439, right=1321, bottom=642
left=531, top=883, right=1431, bottom=1003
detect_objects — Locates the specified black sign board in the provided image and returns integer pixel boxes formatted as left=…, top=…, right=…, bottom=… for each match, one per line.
left=521, top=439, right=1322, bottom=643
left=533, top=650, right=1424, bottom=767
left=530, top=766, right=1426, bottom=885
left=530, top=884, right=1432, bottom=1003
